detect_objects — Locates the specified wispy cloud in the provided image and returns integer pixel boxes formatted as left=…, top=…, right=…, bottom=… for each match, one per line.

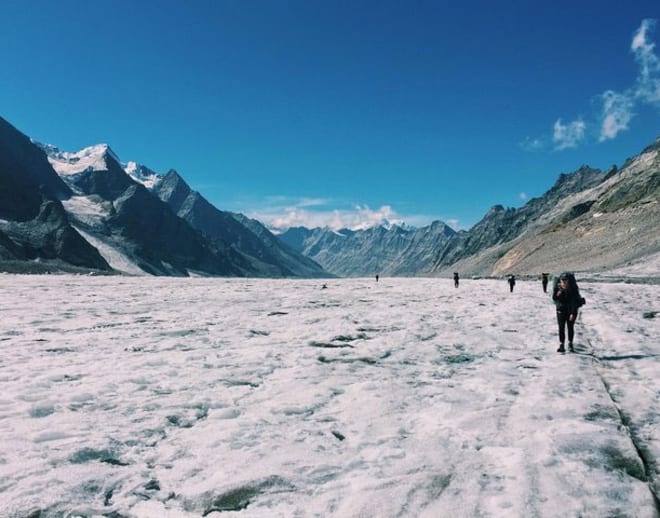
left=526, top=19, right=659, bottom=151
left=553, top=118, right=586, bottom=150
left=445, top=219, right=461, bottom=230
left=632, top=18, right=660, bottom=106
left=519, top=137, right=545, bottom=152
left=519, top=192, right=528, bottom=201
left=599, top=19, right=659, bottom=142
left=261, top=196, right=329, bottom=209
left=238, top=196, right=461, bottom=232
left=596, top=18, right=660, bottom=140
left=250, top=203, right=404, bottom=232
left=599, top=90, right=634, bottom=141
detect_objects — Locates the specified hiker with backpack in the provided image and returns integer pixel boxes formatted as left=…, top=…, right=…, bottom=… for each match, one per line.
left=552, top=272, right=586, bottom=353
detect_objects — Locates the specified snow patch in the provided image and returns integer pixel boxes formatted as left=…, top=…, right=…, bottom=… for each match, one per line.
left=47, top=144, right=118, bottom=176
left=74, top=227, right=147, bottom=275
left=124, top=161, right=161, bottom=190
left=61, top=195, right=112, bottom=220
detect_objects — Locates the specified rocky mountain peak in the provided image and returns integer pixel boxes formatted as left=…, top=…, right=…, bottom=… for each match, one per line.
left=485, top=204, right=506, bottom=217
left=152, top=169, right=193, bottom=211
left=548, top=165, right=604, bottom=197
left=125, top=161, right=161, bottom=189
left=44, top=143, right=123, bottom=177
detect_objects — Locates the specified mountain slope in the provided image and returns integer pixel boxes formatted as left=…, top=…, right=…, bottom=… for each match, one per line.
left=43, top=143, right=328, bottom=278
left=433, top=166, right=606, bottom=270
left=46, top=145, right=247, bottom=276
left=433, top=141, right=660, bottom=277
left=281, top=137, right=658, bottom=279
left=0, top=116, right=110, bottom=272
left=279, top=222, right=456, bottom=277
left=151, top=170, right=329, bottom=277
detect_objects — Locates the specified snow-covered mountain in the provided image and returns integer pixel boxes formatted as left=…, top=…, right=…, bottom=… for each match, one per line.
left=150, top=170, right=329, bottom=278
left=279, top=221, right=456, bottom=277
left=0, top=117, right=110, bottom=273
left=41, top=141, right=328, bottom=277
left=0, top=115, right=329, bottom=276
left=43, top=142, right=247, bottom=276
left=2, top=113, right=658, bottom=278
left=124, top=160, right=161, bottom=190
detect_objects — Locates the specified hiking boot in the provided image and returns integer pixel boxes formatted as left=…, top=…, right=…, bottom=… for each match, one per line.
left=568, top=343, right=575, bottom=352
left=557, top=345, right=565, bottom=353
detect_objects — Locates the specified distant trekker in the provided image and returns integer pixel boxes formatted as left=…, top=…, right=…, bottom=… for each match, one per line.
left=552, top=272, right=586, bottom=353
left=375, top=274, right=379, bottom=283
left=508, top=275, right=516, bottom=292
left=453, top=272, right=459, bottom=288
left=541, top=273, right=549, bottom=293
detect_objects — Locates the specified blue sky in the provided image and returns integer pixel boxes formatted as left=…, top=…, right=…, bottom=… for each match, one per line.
left=2, top=0, right=659, bottom=230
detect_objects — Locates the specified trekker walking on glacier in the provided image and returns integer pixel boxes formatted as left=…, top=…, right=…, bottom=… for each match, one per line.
left=507, top=275, right=516, bottom=292
left=541, top=273, right=549, bottom=293
left=552, top=272, right=585, bottom=353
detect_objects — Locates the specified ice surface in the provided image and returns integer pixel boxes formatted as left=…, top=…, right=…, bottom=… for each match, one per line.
left=0, top=276, right=658, bottom=517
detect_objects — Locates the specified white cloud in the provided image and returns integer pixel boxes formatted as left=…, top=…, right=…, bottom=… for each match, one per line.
left=596, top=19, right=659, bottom=141
left=445, top=219, right=461, bottom=230
left=632, top=19, right=660, bottom=106
left=239, top=197, right=461, bottom=232
left=262, top=196, right=328, bottom=209
left=535, top=19, right=658, bottom=149
left=520, top=137, right=545, bottom=152
left=239, top=196, right=404, bottom=232
left=255, top=204, right=404, bottom=232
left=553, top=119, right=586, bottom=150
left=599, top=90, right=634, bottom=141
left=519, top=192, right=528, bottom=201
left=348, top=205, right=406, bottom=230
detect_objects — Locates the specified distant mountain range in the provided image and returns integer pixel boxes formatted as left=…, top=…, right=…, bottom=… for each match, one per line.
left=1, top=114, right=658, bottom=277
left=279, top=144, right=659, bottom=278
left=278, top=220, right=456, bottom=276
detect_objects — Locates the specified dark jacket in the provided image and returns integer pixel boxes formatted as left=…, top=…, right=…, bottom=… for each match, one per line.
left=552, top=274, right=584, bottom=316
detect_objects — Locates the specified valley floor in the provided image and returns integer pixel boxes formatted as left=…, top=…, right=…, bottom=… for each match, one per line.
left=0, top=275, right=658, bottom=517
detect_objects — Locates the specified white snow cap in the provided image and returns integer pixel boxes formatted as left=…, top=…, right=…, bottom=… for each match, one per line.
left=46, top=143, right=120, bottom=176
left=42, top=141, right=163, bottom=190
left=124, top=161, right=161, bottom=190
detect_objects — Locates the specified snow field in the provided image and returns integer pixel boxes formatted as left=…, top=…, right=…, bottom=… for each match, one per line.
left=0, top=275, right=658, bottom=517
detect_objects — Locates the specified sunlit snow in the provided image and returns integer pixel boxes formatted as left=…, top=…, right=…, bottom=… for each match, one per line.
left=1, top=276, right=658, bottom=517
left=124, top=161, right=161, bottom=190
left=47, top=144, right=119, bottom=176
left=61, top=195, right=113, bottom=222
left=73, top=227, right=148, bottom=276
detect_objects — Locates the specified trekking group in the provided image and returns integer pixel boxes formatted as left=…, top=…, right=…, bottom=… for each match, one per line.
left=452, top=271, right=586, bottom=354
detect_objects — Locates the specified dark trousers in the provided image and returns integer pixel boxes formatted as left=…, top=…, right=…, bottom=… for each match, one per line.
left=556, top=311, right=575, bottom=344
